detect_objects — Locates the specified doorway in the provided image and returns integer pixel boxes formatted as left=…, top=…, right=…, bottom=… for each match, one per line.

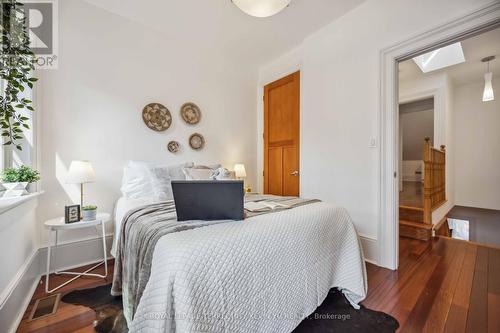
left=398, top=98, right=435, bottom=240
left=379, top=7, right=500, bottom=270
left=263, top=71, right=300, bottom=196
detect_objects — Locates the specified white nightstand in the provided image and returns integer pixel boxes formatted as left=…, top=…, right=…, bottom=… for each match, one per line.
left=43, top=213, right=111, bottom=293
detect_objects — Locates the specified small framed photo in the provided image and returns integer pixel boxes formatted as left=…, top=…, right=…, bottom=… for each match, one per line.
left=65, top=205, right=81, bottom=223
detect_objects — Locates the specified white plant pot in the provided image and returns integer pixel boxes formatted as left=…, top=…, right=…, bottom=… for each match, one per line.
left=83, top=209, right=97, bottom=221
left=1, top=182, right=29, bottom=197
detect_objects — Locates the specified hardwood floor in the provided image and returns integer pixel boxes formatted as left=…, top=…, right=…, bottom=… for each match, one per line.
left=16, top=237, right=500, bottom=333
left=364, top=236, right=500, bottom=332
left=16, top=261, right=114, bottom=333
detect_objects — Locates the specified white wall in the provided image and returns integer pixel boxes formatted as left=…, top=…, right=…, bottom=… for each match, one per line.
left=258, top=0, right=490, bottom=258
left=399, top=73, right=448, bottom=148
left=400, top=109, right=434, bottom=160
left=39, top=0, right=258, bottom=245
left=454, top=80, right=500, bottom=210
left=435, top=75, right=455, bottom=223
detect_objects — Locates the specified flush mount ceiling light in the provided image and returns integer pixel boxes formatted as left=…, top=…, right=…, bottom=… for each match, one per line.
left=232, top=0, right=291, bottom=18
left=413, top=42, right=465, bottom=73
left=482, top=56, right=495, bottom=102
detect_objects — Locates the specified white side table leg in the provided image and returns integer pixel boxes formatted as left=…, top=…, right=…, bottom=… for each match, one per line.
left=54, top=230, right=60, bottom=274
left=45, top=229, right=53, bottom=293
left=101, top=221, right=108, bottom=277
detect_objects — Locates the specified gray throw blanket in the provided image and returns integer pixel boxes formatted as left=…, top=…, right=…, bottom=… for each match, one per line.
left=111, top=195, right=320, bottom=324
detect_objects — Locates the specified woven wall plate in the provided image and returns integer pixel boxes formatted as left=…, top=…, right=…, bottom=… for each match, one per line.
left=180, top=103, right=202, bottom=125
left=189, top=133, right=205, bottom=150
left=142, top=103, right=172, bottom=132
left=167, top=141, right=180, bottom=153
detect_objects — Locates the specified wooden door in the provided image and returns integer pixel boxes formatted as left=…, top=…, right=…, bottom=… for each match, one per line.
left=264, top=71, right=300, bottom=196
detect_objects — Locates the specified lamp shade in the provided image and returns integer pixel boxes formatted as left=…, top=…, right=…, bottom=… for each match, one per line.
left=483, top=72, right=495, bottom=102
left=232, top=0, right=291, bottom=18
left=234, top=164, right=247, bottom=178
left=67, top=160, right=95, bottom=184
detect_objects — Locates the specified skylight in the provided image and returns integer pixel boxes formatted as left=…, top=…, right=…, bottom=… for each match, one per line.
left=413, top=42, right=465, bottom=73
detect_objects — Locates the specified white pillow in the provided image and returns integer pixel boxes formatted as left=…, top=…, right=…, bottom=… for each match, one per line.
left=121, top=161, right=194, bottom=200
left=121, top=161, right=156, bottom=199
left=151, top=162, right=194, bottom=200
left=195, top=163, right=222, bottom=170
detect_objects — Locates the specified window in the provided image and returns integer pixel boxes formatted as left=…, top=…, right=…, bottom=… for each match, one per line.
left=0, top=76, right=37, bottom=171
left=412, top=42, right=465, bottom=73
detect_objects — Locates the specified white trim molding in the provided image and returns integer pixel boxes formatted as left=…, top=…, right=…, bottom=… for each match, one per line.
left=378, top=2, right=500, bottom=270
left=359, top=234, right=378, bottom=265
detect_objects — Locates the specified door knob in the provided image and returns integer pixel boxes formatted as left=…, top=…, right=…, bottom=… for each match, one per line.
left=290, top=170, right=299, bottom=176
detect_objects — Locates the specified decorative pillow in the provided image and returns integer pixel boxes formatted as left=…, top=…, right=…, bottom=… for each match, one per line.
left=213, top=167, right=236, bottom=180
left=182, top=166, right=217, bottom=180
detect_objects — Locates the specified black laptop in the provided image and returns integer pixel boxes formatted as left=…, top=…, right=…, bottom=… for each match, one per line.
left=171, top=180, right=244, bottom=221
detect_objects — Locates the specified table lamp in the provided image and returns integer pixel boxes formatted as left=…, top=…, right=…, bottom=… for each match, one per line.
left=67, top=160, right=95, bottom=214
left=234, top=164, right=251, bottom=193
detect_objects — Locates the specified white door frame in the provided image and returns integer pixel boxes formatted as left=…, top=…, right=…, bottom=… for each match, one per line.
left=378, top=2, right=500, bottom=270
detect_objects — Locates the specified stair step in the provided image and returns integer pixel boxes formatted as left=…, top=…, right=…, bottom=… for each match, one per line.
left=399, top=220, right=432, bottom=229
left=399, top=206, right=424, bottom=223
left=399, top=205, right=424, bottom=212
left=400, top=220, right=432, bottom=241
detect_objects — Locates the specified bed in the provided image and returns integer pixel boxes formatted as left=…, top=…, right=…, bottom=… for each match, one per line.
left=111, top=162, right=368, bottom=333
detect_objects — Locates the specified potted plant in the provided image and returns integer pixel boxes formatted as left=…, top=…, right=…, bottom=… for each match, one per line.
left=1, top=0, right=38, bottom=151
left=0, top=165, right=40, bottom=197
left=82, top=205, right=98, bottom=221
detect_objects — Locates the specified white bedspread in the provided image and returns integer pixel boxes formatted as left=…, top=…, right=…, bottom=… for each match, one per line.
left=130, top=202, right=367, bottom=333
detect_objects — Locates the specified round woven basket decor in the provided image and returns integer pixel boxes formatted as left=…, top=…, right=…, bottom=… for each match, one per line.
left=142, top=103, right=172, bottom=132
left=189, top=133, right=205, bottom=150
left=167, top=141, right=180, bottom=153
left=180, top=102, right=202, bottom=125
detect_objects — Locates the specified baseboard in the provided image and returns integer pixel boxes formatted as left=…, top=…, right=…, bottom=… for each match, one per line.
left=0, top=235, right=114, bottom=333
left=0, top=249, right=40, bottom=333
left=359, top=234, right=378, bottom=265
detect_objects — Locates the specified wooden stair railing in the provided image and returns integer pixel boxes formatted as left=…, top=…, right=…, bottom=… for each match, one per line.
left=423, top=137, right=446, bottom=224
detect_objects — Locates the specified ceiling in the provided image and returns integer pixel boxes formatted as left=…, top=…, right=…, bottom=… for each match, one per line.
left=83, top=0, right=366, bottom=68
left=399, top=27, right=500, bottom=86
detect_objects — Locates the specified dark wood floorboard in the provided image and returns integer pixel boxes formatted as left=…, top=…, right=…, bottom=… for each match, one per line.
left=487, top=248, right=500, bottom=333
left=15, top=237, right=500, bottom=333
left=442, top=244, right=476, bottom=333
left=365, top=237, right=500, bottom=333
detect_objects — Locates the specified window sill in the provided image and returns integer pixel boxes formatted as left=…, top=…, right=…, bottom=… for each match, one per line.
left=0, top=191, right=44, bottom=215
